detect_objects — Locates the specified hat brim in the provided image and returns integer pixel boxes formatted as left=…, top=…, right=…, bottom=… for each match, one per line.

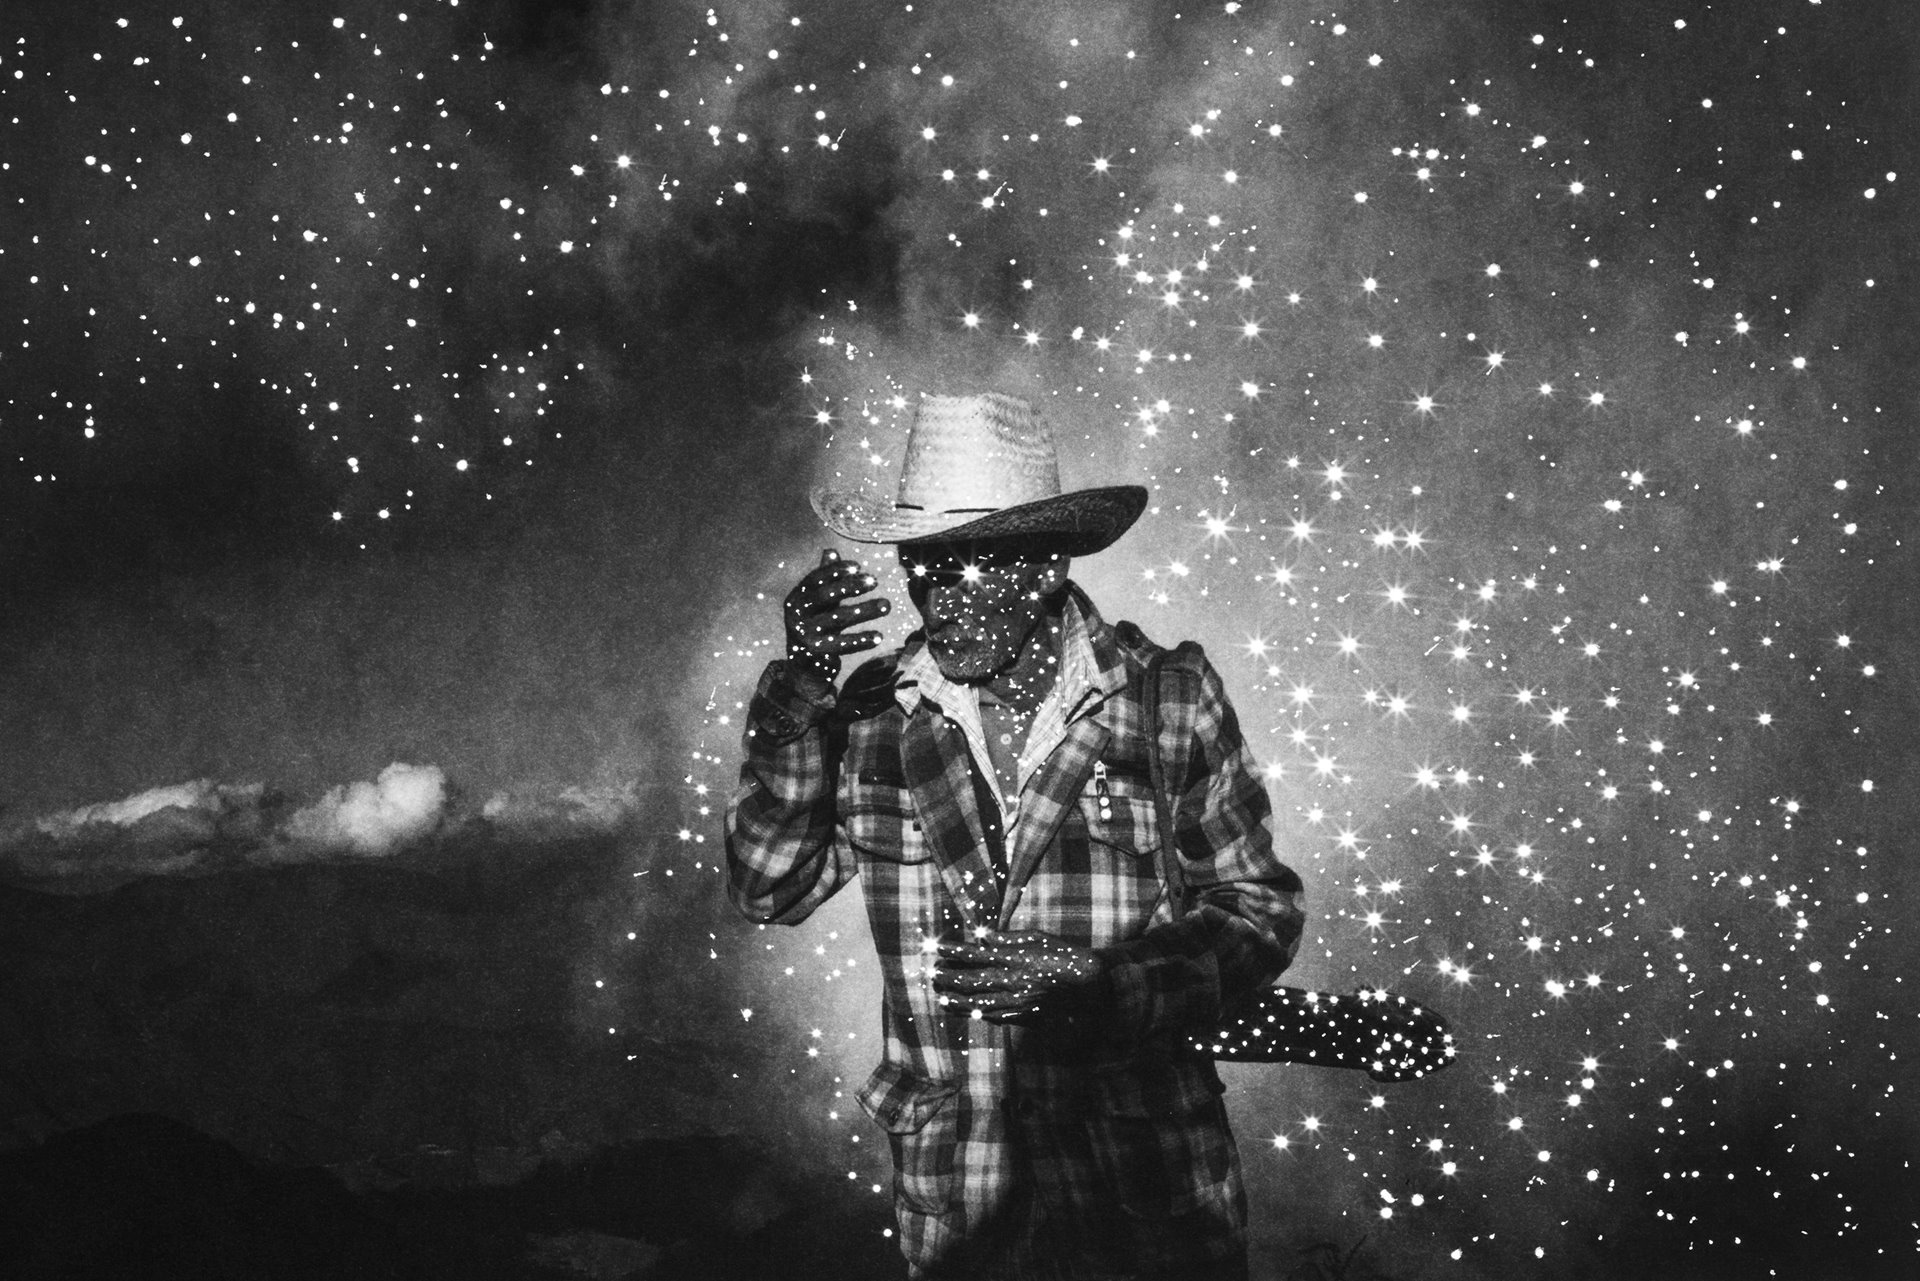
left=810, top=485, right=1148, bottom=556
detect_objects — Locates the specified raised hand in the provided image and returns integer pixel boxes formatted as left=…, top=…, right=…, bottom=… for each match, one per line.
left=934, top=930, right=1104, bottom=1024
left=783, top=548, right=892, bottom=686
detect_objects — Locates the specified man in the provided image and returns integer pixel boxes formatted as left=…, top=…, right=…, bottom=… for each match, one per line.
left=726, top=393, right=1306, bottom=1279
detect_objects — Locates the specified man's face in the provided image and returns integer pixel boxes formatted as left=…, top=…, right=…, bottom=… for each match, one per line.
left=898, top=539, right=1068, bottom=682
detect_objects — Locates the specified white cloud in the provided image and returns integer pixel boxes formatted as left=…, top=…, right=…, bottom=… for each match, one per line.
left=0, top=763, right=650, bottom=890
left=480, top=784, right=636, bottom=838
left=281, top=762, right=447, bottom=857
left=36, top=778, right=230, bottom=835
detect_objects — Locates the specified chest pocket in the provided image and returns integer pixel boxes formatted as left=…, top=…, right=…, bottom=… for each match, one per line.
left=1080, top=770, right=1161, bottom=861
left=842, top=765, right=930, bottom=864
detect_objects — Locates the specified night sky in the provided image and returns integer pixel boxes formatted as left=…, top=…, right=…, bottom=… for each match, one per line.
left=3, top=0, right=1917, bottom=1276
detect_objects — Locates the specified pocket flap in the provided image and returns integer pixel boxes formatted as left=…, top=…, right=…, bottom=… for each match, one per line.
left=857, top=1060, right=959, bottom=1134
left=1082, top=790, right=1161, bottom=857
left=842, top=798, right=929, bottom=862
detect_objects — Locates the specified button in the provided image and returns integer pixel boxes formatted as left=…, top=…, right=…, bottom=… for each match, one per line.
left=999, top=733, right=1013, bottom=745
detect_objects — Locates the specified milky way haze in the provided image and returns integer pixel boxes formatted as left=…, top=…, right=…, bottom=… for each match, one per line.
left=3, top=0, right=1916, bottom=1276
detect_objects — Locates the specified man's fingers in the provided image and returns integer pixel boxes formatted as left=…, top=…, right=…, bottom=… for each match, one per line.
left=791, top=583, right=889, bottom=629
left=941, top=931, right=1050, bottom=954
left=789, top=637, right=874, bottom=673
left=790, top=599, right=890, bottom=645
left=827, top=597, right=892, bottom=625
left=938, top=986, right=1041, bottom=1012
left=934, top=968, right=1017, bottom=994
left=809, top=558, right=872, bottom=586
left=936, top=941, right=1017, bottom=968
left=981, top=1006, right=1045, bottom=1025
left=974, top=989, right=1043, bottom=1009
left=813, top=612, right=888, bottom=644
left=816, top=631, right=882, bottom=654
left=939, top=932, right=1048, bottom=955
left=811, top=568, right=879, bottom=601
left=971, top=993, right=1047, bottom=1020
left=933, top=962, right=1044, bottom=996
left=790, top=562, right=874, bottom=607
left=932, top=954, right=1020, bottom=983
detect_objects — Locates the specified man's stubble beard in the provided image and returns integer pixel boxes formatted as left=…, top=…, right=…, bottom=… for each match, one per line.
left=927, top=605, right=1049, bottom=685
left=928, top=632, right=1011, bottom=682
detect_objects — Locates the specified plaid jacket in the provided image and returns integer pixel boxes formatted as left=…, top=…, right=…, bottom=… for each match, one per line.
left=726, top=586, right=1305, bottom=1278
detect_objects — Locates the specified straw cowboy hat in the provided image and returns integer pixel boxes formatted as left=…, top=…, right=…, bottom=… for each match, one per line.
left=809, top=393, right=1148, bottom=555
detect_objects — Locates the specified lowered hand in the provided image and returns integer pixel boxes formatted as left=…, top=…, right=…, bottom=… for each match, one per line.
left=934, top=930, right=1104, bottom=1024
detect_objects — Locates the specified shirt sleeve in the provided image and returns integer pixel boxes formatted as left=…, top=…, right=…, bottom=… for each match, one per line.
left=1091, top=654, right=1306, bottom=1047
left=724, top=659, right=859, bottom=925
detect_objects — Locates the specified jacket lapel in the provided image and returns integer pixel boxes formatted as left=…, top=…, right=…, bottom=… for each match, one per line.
left=898, top=699, right=1002, bottom=932
left=997, top=595, right=1138, bottom=927
left=998, top=715, right=1109, bottom=928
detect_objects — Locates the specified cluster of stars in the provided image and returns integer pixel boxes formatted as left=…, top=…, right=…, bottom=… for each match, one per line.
left=16, top=0, right=1896, bottom=1274
left=719, top=1, right=1905, bottom=1272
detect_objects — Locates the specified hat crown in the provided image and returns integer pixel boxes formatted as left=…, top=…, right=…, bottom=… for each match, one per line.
left=896, top=393, right=1061, bottom=516
left=808, top=389, right=1145, bottom=553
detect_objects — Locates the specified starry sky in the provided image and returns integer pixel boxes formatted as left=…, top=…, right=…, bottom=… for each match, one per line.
left=3, top=0, right=1917, bottom=1275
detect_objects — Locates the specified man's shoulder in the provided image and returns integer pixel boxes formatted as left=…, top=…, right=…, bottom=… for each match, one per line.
left=1106, top=617, right=1206, bottom=676
left=1091, top=614, right=1226, bottom=729
left=1108, top=617, right=1164, bottom=661
left=1074, top=584, right=1163, bottom=669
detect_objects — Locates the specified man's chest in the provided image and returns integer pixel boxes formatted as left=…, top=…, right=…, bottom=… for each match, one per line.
left=839, top=713, right=1170, bottom=940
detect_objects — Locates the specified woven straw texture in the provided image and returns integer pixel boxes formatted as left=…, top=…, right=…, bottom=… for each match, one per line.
left=811, top=393, right=1146, bottom=552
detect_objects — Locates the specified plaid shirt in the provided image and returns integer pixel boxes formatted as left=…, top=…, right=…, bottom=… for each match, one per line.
left=726, top=586, right=1305, bottom=1278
